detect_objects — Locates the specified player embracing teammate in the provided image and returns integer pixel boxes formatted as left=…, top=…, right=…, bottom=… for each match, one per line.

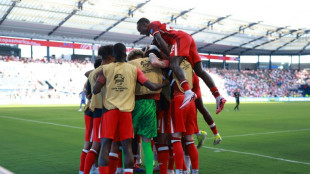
left=78, top=17, right=226, bottom=174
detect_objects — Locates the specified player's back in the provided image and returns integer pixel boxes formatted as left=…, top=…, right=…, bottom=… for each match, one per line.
left=149, top=21, right=189, bottom=44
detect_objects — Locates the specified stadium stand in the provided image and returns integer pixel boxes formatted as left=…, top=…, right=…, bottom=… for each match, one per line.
left=2, top=54, right=309, bottom=105
left=0, top=55, right=92, bottom=104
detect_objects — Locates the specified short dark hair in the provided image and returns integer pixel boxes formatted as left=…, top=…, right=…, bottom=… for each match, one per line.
left=94, top=58, right=102, bottom=68
left=98, top=45, right=113, bottom=60
left=113, top=43, right=127, bottom=60
left=137, top=18, right=150, bottom=25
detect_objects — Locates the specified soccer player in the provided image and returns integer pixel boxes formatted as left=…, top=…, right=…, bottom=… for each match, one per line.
left=146, top=46, right=223, bottom=146
left=192, top=73, right=222, bottom=146
left=83, top=45, right=115, bottom=174
left=168, top=59, right=199, bottom=174
left=93, top=43, right=168, bottom=174
left=79, top=90, right=86, bottom=111
left=79, top=59, right=102, bottom=174
left=234, top=90, right=240, bottom=111
left=137, top=18, right=226, bottom=113
left=128, top=49, right=163, bottom=174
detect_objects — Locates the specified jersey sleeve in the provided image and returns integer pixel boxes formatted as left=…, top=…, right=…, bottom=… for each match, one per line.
left=136, top=67, right=148, bottom=85
left=148, top=22, right=160, bottom=36
left=96, top=73, right=106, bottom=85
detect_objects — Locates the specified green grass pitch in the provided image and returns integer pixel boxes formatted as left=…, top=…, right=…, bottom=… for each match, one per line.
left=0, top=102, right=310, bottom=174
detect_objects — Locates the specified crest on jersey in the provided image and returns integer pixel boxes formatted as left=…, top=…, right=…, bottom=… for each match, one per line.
left=114, top=74, right=125, bottom=86
left=140, top=60, right=152, bottom=73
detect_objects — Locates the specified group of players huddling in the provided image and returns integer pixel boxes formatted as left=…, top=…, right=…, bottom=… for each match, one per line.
left=78, top=18, right=226, bottom=174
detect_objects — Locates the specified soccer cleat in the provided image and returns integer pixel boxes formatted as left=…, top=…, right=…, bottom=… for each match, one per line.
left=134, top=164, right=144, bottom=172
left=213, top=134, right=222, bottom=145
left=180, top=91, right=197, bottom=109
left=78, top=108, right=82, bottom=112
left=215, top=96, right=226, bottom=114
left=196, top=131, right=207, bottom=149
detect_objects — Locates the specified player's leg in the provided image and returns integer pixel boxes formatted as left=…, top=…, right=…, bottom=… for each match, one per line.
left=139, top=99, right=158, bottom=173
left=169, top=39, right=196, bottom=109
left=189, top=37, right=226, bottom=114
left=84, top=114, right=102, bottom=174
left=118, top=111, right=135, bottom=174
left=109, top=141, right=121, bottom=174
left=237, top=101, right=240, bottom=111
left=171, top=132, right=185, bottom=174
left=132, top=135, right=144, bottom=172
left=79, top=114, right=93, bottom=174
left=195, top=97, right=222, bottom=145
left=98, top=110, right=119, bottom=174
left=98, top=138, right=112, bottom=174
left=120, top=138, right=134, bottom=174
left=184, top=134, right=199, bottom=174
left=182, top=137, right=191, bottom=174
left=140, top=136, right=154, bottom=174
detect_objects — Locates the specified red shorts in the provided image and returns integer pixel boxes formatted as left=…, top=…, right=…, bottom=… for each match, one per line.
left=170, top=95, right=197, bottom=135
left=157, top=107, right=172, bottom=134
left=92, top=117, right=101, bottom=142
left=84, top=115, right=93, bottom=142
left=169, top=34, right=201, bottom=67
left=99, top=109, right=134, bottom=141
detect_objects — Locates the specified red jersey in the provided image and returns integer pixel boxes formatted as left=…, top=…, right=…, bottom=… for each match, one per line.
left=148, top=21, right=189, bottom=45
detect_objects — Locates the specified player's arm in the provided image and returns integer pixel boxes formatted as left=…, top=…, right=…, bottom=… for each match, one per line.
left=153, top=33, right=170, bottom=57
left=136, top=67, right=169, bottom=91
left=85, top=80, right=92, bottom=99
left=148, top=53, right=169, bottom=68
left=93, top=71, right=106, bottom=95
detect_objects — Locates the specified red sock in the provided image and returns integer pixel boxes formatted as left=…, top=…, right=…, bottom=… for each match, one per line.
left=186, top=141, right=199, bottom=170
left=117, top=150, right=123, bottom=168
left=79, top=149, right=88, bottom=171
left=168, top=145, right=174, bottom=170
left=109, top=153, right=119, bottom=174
left=157, top=145, right=169, bottom=174
left=180, top=80, right=190, bottom=92
left=171, top=137, right=184, bottom=170
left=209, top=121, right=218, bottom=135
left=210, top=86, right=220, bottom=98
left=83, top=150, right=97, bottom=174
left=99, top=166, right=109, bottom=174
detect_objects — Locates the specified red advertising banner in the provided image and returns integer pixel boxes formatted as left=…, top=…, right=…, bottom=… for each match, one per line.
left=0, top=36, right=99, bottom=50
left=199, top=54, right=238, bottom=61
left=0, top=36, right=239, bottom=60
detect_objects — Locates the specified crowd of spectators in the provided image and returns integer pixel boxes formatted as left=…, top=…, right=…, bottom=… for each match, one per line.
left=0, top=56, right=92, bottom=103
left=213, top=69, right=310, bottom=97
left=1, top=55, right=310, bottom=104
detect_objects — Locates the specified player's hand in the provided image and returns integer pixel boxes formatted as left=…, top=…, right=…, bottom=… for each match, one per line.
left=216, top=96, right=226, bottom=114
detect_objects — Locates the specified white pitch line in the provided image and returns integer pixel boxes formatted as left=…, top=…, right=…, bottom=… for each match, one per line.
left=0, top=166, right=14, bottom=174
left=0, top=116, right=84, bottom=130
left=223, top=128, right=310, bottom=138
left=203, top=146, right=310, bottom=165
left=2, top=115, right=310, bottom=165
